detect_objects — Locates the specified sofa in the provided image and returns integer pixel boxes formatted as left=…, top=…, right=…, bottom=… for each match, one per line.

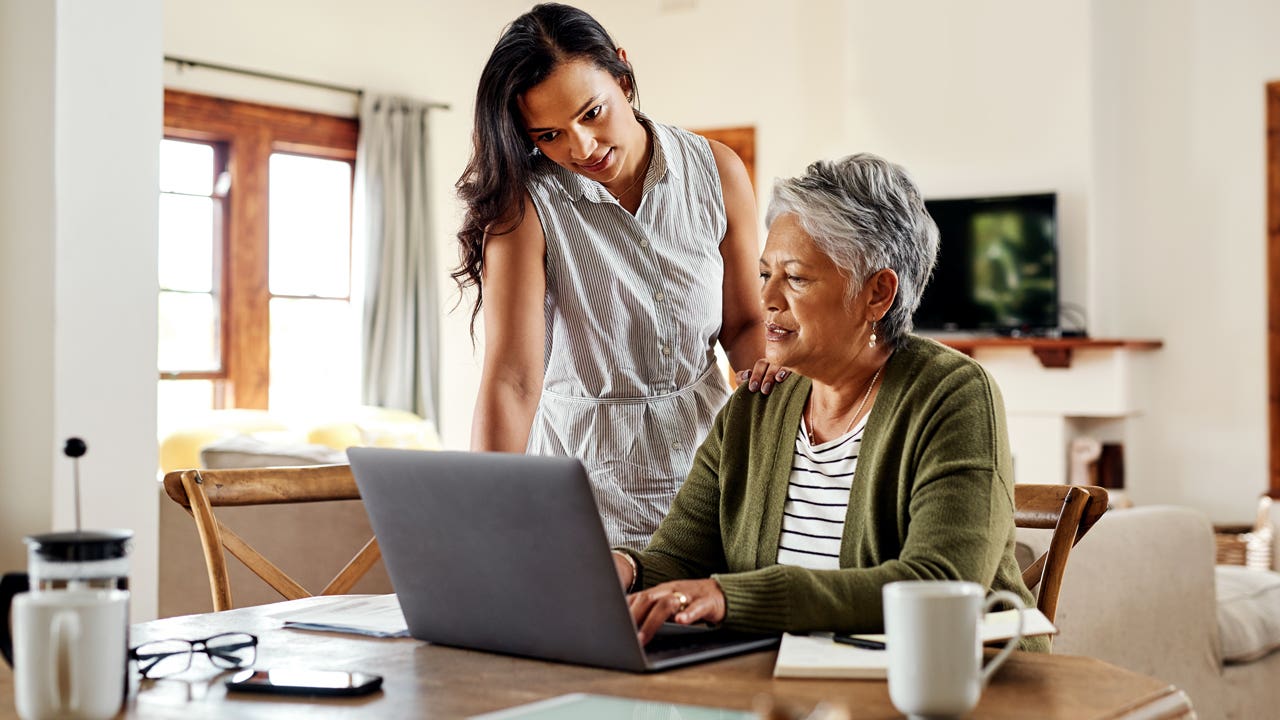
left=1018, top=505, right=1280, bottom=720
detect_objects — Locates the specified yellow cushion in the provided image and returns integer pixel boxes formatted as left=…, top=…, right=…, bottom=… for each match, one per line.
left=158, top=410, right=288, bottom=473
left=305, top=406, right=442, bottom=451
left=306, top=423, right=364, bottom=451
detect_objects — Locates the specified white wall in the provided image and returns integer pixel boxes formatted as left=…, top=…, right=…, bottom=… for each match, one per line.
left=0, top=0, right=57, bottom=576
left=154, top=0, right=1280, bottom=523
left=838, top=1, right=1094, bottom=327
left=0, top=0, right=161, bottom=618
left=1093, top=0, right=1280, bottom=520
left=590, top=0, right=847, bottom=182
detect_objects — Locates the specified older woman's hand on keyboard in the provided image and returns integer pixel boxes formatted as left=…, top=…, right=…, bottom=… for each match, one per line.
left=627, top=578, right=726, bottom=646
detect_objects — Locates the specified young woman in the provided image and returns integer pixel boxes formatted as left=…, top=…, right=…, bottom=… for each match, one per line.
left=454, top=3, right=779, bottom=548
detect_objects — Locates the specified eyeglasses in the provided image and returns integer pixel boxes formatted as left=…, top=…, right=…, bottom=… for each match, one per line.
left=129, top=632, right=258, bottom=678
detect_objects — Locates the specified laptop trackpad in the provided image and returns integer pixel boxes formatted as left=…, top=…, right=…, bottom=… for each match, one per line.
left=656, top=621, right=718, bottom=636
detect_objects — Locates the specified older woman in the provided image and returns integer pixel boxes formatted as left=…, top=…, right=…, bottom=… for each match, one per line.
left=610, top=153, right=1047, bottom=652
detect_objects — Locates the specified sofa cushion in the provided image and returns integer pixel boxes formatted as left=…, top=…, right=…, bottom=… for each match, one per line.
left=200, top=433, right=347, bottom=469
left=1215, top=565, right=1280, bottom=663
left=307, top=413, right=441, bottom=451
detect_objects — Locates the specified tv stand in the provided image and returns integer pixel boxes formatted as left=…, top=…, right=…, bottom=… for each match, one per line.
left=936, top=337, right=1163, bottom=369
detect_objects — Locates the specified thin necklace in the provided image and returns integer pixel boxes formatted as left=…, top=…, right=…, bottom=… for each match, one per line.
left=605, top=143, right=652, bottom=200
left=807, top=366, right=882, bottom=445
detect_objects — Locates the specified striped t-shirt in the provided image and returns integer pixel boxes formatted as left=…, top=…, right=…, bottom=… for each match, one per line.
left=776, top=414, right=869, bottom=569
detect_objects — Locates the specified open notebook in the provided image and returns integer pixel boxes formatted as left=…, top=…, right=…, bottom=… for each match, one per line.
left=773, top=608, right=1057, bottom=679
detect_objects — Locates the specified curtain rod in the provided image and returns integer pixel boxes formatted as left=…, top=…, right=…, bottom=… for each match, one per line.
left=163, top=55, right=451, bottom=110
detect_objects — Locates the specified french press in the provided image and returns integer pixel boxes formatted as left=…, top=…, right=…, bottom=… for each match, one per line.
left=0, top=529, right=133, bottom=666
left=0, top=437, right=133, bottom=668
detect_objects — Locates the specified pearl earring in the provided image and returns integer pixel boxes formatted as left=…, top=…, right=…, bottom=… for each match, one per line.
left=869, top=321, right=878, bottom=349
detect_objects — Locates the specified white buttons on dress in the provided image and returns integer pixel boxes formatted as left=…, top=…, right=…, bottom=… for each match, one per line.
left=661, top=345, right=671, bottom=356
left=639, top=240, right=649, bottom=248
left=655, top=292, right=665, bottom=302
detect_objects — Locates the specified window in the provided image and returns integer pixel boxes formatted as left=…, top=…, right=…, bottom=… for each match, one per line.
left=158, top=138, right=226, bottom=433
left=266, top=152, right=359, bottom=414
left=159, top=90, right=359, bottom=434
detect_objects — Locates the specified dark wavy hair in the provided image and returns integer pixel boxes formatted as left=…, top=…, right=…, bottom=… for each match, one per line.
left=452, top=3, right=638, bottom=336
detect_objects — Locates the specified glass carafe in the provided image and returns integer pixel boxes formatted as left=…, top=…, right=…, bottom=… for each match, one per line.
left=25, top=530, right=132, bottom=592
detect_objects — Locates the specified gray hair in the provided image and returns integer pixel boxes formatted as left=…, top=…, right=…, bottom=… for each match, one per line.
left=765, top=153, right=939, bottom=346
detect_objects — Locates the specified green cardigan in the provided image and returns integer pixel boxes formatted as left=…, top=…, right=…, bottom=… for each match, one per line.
left=624, top=336, right=1048, bottom=652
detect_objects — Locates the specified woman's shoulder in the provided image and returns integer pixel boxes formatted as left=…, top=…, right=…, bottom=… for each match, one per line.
left=646, top=118, right=716, bottom=170
left=893, top=335, right=988, bottom=378
left=886, top=336, right=998, bottom=403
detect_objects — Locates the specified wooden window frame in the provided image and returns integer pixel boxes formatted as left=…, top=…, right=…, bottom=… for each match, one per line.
left=159, top=139, right=229, bottom=383
left=163, top=90, right=358, bottom=409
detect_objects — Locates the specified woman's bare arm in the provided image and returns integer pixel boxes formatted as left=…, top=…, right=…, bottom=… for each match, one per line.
left=710, top=140, right=784, bottom=392
left=470, top=191, right=547, bottom=452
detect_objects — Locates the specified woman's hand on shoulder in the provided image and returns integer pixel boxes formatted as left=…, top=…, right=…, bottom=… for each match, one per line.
left=627, top=579, right=726, bottom=646
left=737, top=359, right=789, bottom=395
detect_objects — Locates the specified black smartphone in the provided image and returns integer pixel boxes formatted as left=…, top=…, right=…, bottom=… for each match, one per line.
left=225, top=668, right=383, bottom=697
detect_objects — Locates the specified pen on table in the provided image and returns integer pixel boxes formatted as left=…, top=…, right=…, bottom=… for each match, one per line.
left=831, top=634, right=886, bottom=651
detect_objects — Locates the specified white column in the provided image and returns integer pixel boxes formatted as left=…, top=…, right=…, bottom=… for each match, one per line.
left=0, top=0, right=162, bottom=620
left=52, top=0, right=163, bottom=621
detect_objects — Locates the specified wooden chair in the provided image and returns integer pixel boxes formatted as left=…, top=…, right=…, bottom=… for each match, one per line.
left=1014, top=484, right=1109, bottom=623
left=162, top=464, right=381, bottom=612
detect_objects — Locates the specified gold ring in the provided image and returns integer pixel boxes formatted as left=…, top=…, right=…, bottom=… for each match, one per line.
left=672, top=591, right=690, bottom=612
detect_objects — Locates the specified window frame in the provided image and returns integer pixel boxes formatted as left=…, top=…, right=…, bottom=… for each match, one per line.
left=158, top=137, right=229, bottom=382
left=162, top=90, right=359, bottom=409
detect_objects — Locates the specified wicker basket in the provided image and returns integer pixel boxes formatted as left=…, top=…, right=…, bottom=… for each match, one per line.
left=1214, top=497, right=1274, bottom=570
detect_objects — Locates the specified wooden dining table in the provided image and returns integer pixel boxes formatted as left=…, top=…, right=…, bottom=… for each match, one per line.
left=0, top=596, right=1192, bottom=719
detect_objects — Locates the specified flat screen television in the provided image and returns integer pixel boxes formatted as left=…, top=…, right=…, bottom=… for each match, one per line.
left=913, top=192, right=1058, bottom=334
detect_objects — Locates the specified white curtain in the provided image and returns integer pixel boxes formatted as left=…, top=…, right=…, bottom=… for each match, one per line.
left=355, top=94, right=439, bottom=425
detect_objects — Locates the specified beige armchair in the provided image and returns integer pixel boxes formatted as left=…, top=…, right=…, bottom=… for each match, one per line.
left=1020, top=505, right=1280, bottom=720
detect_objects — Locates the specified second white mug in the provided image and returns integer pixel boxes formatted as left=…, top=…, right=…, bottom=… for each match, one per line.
left=13, top=589, right=129, bottom=720
left=883, top=580, right=1025, bottom=720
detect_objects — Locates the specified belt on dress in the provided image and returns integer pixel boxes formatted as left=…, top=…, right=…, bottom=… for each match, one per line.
left=538, top=362, right=725, bottom=406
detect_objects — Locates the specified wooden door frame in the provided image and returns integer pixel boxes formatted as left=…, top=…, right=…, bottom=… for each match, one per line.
left=1267, top=81, right=1280, bottom=498
left=691, top=126, right=756, bottom=191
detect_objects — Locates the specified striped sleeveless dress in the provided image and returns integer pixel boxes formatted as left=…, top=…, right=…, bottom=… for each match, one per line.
left=525, top=117, right=731, bottom=549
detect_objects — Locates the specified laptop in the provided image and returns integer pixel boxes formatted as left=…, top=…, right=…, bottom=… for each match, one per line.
left=346, top=447, right=778, bottom=672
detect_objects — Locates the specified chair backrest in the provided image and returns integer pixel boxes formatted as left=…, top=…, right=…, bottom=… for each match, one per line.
left=162, top=464, right=380, bottom=612
left=1013, top=484, right=1109, bottom=623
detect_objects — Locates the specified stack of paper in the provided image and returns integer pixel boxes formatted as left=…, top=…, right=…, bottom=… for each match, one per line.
left=773, top=608, right=1057, bottom=679
left=272, top=594, right=410, bottom=638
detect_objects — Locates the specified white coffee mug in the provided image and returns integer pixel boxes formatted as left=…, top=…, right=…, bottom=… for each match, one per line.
left=883, top=581, right=1025, bottom=720
left=13, top=589, right=129, bottom=720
